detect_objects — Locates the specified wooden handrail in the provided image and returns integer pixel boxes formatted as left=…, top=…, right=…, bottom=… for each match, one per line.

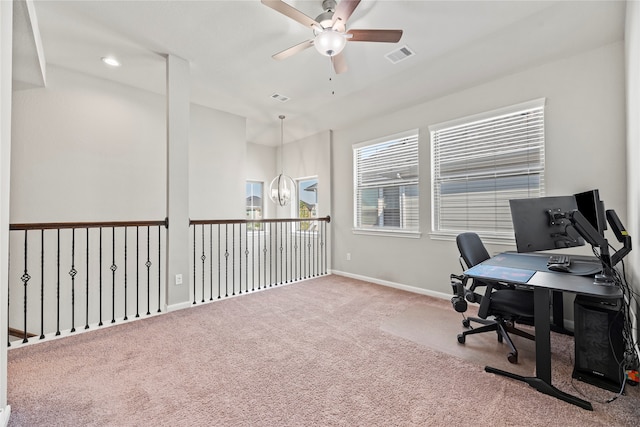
left=9, top=219, right=168, bottom=231
left=189, top=216, right=331, bottom=226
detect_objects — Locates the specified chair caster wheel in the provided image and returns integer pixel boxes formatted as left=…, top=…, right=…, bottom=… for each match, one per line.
left=462, top=319, right=470, bottom=328
left=457, top=334, right=465, bottom=344
left=507, top=352, right=518, bottom=364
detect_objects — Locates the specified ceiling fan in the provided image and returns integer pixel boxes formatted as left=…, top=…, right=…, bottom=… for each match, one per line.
left=262, top=0, right=403, bottom=74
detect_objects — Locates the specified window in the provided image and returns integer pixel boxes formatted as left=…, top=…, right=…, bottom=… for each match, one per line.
left=246, top=181, right=263, bottom=230
left=297, top=177, right=318, bottom=231
left=430, top=98, right=545, bottom=241
left=353, top=130, right=420, bottom=237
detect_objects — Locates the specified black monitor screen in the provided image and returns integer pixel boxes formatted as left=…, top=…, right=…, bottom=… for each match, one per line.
left=510, top=196, right=585, bottom=253
left=574, top=189, right=607, bottom=236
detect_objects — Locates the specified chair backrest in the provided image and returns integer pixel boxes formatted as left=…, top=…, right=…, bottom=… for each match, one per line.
left=456, top=232, right=491, bottom=269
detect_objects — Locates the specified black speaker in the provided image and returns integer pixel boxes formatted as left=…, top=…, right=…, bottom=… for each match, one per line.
left=572, top=294, right=625, bottom=392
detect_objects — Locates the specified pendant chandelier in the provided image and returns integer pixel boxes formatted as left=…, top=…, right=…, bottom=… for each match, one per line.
left=269, top=115, right=296, bottom=207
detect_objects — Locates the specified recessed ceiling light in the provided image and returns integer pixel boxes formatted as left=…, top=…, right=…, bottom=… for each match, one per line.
left=101, top=57, right=120, bottom=67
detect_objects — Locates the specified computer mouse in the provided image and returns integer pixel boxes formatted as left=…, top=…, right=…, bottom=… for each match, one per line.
left=548, top=264, right=571, bottom=273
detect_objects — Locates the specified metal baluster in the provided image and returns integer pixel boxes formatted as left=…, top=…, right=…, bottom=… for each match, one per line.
left=56, top=229, right=61, bottom=336
left=252, top=224, right=255, bottom=291
left=210, top=224, right=214, bottom=301
left=217, top=224, right=221, bottom=299
left=232, top=224, right=235, bottom=296
left=157, top=225, right=162, bottom=313
left=245, top=223, right=249, bottom=293
left=111, top=227, right=116, bottom=324
left=85, top=227, right=90, bottom=329
left=257, top=224, right=261, bottom=290
left=263, top=223, right=267, bottom=289
left=123, top=227, right=128, bottom=321
left=70, top=228, right=77, bottom=332
left=279, top=222, right=283, bottom=285
left=269, top=222, right=273, bottom=287
left=224, top=224, right=229, bottom=298
left=21, top=230, right=30, bottom=343
left=135, top=226, right=140, bottom=318
left=146, top=226, right=151, bottom=315
left=238, top=223, right=242, bottom=295
left=40, top=230, right=45, bottom=339
left=191, top=225, right=195, bottom=303
left=201, top=224, right=206, bottom=302
left=99, top=227, right=103, bottom=326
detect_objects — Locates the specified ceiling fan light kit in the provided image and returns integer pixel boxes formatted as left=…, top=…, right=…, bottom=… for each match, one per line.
left=262, top=0, right=403, bottom=74
left=314, top=30, right=347, bottom=56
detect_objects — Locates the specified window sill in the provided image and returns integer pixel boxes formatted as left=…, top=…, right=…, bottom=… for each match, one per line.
left=429, top=231, right=515, bottom=246
left=352, top=228, right=422, bottom=239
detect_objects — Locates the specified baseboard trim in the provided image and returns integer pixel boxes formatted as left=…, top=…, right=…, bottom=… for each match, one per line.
left=1, top=405, right=11, bottom=427
left=330, top=270, right=451, bottom=301
left=166, top=301, right=192, bottom=312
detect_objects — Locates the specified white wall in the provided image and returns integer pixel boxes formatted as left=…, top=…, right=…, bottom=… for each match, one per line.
left=625, top=0, right=640, bottom=338
left=11, top=65, right=247, bottom=224
left=189, top=103, right=246, bottom=220
left=11, top=66, right=166, bottom=222
left=331, top=41, right=627, bottom=296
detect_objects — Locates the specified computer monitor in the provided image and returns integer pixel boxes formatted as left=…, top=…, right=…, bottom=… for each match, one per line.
left=574, top=189, right=607, bottom=236
left=510, top=196, right=585, bottom=253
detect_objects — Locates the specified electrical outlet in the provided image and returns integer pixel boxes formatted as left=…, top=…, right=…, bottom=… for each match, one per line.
left=346, top=253, right=351, bottom=261
left=175, top=274, right=183, bottom=285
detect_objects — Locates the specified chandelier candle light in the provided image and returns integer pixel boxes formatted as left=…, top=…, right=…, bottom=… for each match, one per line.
left=269, top=115, right=296, bottom=207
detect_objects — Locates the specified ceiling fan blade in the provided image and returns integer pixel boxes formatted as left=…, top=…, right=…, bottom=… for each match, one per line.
left=332, top=52, right=348, bottom=74
left=332, top=0, right=361, bottom=27
left=346, top=29, right=403, bottom=43
left=262, top=0, right=322, bottom=30
left=272, top=39, right=314, bottom=60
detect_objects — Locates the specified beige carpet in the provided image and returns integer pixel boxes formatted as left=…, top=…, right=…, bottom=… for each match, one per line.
left=7, top=275, right=640, bottom=426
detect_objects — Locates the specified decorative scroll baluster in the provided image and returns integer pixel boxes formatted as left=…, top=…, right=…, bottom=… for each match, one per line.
left=269, top=222, right=273, bottom=288
left=146, top=226, right=151, bottom=316
left=210, top=225, right=214, bottom=301
left=70, top=228, right=77, bottom=333
left=201, top=224, right=206, bottom=302
left=21, top=230, right=30, bottom=343
left=224, top=224, right=229, bottom=298
left=111, top=227, right=117, bottom=324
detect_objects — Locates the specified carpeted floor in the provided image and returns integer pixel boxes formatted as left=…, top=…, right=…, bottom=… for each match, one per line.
left=6, top=275, right=640, bottom=426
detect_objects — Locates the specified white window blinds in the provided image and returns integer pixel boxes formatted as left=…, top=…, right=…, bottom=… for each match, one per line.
left=430, top=99, right=545, bottom=238
left=354, top=130, right=419, bottom=234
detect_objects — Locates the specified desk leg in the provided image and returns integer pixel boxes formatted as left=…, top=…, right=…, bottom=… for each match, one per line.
left=484, top=287, right=593, bottom=411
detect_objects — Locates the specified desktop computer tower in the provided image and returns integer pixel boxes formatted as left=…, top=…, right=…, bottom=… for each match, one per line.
left=572, top=294, right=625, bottom=392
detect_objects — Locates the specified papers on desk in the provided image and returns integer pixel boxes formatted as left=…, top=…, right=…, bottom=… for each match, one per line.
left=464, top=264, right=535, bottom=284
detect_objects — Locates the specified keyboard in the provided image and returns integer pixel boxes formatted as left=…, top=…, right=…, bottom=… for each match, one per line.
left=547, top=254, right=570, bottom=267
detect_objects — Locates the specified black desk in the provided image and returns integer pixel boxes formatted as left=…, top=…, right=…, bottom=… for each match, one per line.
left=483, top=252, right=602, bottom=334
left=464, top=253, right=622, bottom=410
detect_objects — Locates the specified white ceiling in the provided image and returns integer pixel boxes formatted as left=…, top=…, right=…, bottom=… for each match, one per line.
left=14, top=0, right=626, bottom=145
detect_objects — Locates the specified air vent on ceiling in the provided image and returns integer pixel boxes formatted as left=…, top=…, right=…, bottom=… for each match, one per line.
left=270, top=93, right=290, bottom=103
left=385, top=45, right=415, bottom=64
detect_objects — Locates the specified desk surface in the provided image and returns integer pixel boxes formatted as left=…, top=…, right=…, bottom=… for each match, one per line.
left=486, top=252, right=602, bottom=276
left=464, top=252, right=622, bottom=299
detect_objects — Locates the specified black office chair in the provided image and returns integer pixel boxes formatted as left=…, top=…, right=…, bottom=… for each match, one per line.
left=451, top=232, right=535, bottom=363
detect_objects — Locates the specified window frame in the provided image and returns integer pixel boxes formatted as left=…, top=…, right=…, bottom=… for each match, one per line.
left=245, top=180, right=264, bottom=231
left=295, top=176, right=319, bottom=233
left=429, top=98, right=546, bottom=244
left=352, top=129, right=421, bottom=239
